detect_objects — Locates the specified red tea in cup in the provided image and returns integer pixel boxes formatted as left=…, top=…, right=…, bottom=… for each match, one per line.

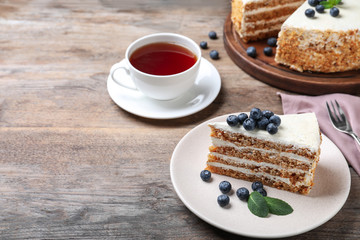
left=129, top=42, right=197, bottom=75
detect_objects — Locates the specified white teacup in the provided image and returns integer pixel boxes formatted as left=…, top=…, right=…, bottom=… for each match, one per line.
left=110, top=33, right=201, bottom=101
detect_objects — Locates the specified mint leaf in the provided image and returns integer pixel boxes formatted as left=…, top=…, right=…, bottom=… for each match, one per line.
left=335, top=0, right=342, bottom=4
left=320, top=1, right=334, bottom=9
left=248, top=191, right=269, bottom=218
left=264, top=196, right=293, bottom=216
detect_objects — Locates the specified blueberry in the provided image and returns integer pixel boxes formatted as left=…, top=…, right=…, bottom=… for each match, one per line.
left=269, top=115, right=281, bottom=127
left=330, top=7, right=339, bottom=17
left=209, top=50, right=219, bottom=60
left=305, top=8, right=315, bottom=18
left=308, top=0, right=319, bottom=7
left=243, top=118, right=256, bottom=131
left=246, top=46, right=257, bottom=58
left=250, top=107, right=263, bottom=120
left=256, top=188, right=267, bottom=197
left=208, top=31, right=217, bottom=39
left=257, top=117, right=270, bottom=130
left=238, top=113, right=248, bottom=124
left=217, top=194, right=230, bottom=207
left=219, top=181, right=232, bottom=194
left=263, top=47, right=273, bottom=56
left=200, top=170, right=211, bottom=182
left=226, top=115, right=240, bottom=127
left=315, top=4, right=325, bottom=13
left=251, top=181, right=263, bottom=191
left=236, top=187, right=250, bottom=201
left=262, top=110, right=274, bottom=119
left=267, top=37, right=277, bottom=47
left=200, top=41, right=208, bottom=49
left=266, top=123, right=278, bottom=135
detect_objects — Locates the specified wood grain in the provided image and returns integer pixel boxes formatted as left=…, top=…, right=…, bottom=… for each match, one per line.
left=0, top=0, right=359, bottom=239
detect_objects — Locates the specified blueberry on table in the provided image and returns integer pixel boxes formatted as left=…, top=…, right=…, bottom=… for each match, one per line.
left=267, top=37, right=277, bottom=47
left=308, top=0, right=319, bottom=7
left=209, top=50, right=219, bottom=60
left=305, top=8, right=315, bottom=18
left=227, top=115, right=240, bottom=127
left=199, top=41, right=208, bottom=49
left=250, top=107, right=263, bottom=120
left=266, top=123, right=278, bottom=135
left=257, top=117, right=270, bottom=130
left=315, top=4, right=325, bottom=13
left=200, top=170, right=211, bottom=182
left=251, top=181, right=263, bottom=191
left=208, top=31, right=217, bottom=39
left=256, top=188, right=267, bottom=197
left=263, top=47, right=273, bottom=56
left=243, top=118, right=256, bottom=131
left=330, top=7, right=340, bottom=17
left=238, top=113, right=248, bottom=124
left=269, top=115, right=281, bottom=127
left=236, top=187, right=250, bottom=201
left=219, top=181, right=232, bottom=194
left=262, top=110, right=274, bottom=119
left=217, top=194, right=230, bottom=207
left=246, top=46, right=257, bottom=58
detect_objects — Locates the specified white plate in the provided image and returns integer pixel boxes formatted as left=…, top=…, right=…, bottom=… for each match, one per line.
left=170, top=114, right=351, bottom=238
left=107, top=58, right=221, bottom=119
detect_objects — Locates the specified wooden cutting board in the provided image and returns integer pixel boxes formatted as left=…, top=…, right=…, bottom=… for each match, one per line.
left=223, top=14, right=360, bottom=95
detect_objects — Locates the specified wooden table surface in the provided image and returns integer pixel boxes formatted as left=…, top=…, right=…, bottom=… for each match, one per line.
left=1, top=0, right=359, bottom=239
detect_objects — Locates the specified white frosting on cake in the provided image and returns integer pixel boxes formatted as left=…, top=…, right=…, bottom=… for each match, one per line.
left=282, top=0, right=360, bottom=31
left=209, top=113, right=321, bottom=152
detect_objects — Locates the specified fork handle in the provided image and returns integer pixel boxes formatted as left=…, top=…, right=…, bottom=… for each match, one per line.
left=350, top=132, right=360, bottom=147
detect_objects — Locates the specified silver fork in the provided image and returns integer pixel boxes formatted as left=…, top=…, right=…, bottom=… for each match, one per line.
left=326, top=100, right=360, bottom=146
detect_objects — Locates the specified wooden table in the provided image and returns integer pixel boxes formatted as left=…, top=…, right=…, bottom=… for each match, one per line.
left=0, top=0, right=359, bottom=239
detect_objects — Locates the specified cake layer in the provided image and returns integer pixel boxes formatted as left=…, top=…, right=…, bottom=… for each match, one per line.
left=275, top=28, right=360, bottom=72
left=206, top=164, right=312, bottom=194
left=208, top=153, right=308, bottom=180
left=241, top=0, right=303, bottom=10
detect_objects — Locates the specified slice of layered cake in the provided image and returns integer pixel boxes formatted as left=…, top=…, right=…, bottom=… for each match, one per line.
left=206, top=112, right=322, bottom=194
left=275, top=0, right=360, bottom=72
left=231, top=0, right=304, bottom=43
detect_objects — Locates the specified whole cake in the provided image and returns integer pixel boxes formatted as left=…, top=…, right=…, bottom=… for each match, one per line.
left=231, top=0, right=360, bottom=73
left=231, top=0, right=304, bottom=43
left=206, top=112, right=322, bottom=194
left=275, top=0, right=360, bottom=72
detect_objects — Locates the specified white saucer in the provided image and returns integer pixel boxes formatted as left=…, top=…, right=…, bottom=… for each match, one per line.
left=107, top=57, right=221, bottom=119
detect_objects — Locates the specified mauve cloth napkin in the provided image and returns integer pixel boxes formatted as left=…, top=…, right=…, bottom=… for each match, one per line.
left=278, top=92, right=360, bottom=175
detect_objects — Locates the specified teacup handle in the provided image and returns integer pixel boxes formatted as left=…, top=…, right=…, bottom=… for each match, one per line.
left=110, top=64, right=137, bottom=90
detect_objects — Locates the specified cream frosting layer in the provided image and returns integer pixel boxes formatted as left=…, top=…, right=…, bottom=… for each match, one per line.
left=282, top=0, right=360, bottom=31
left=209, top=113, right=321, bottom=152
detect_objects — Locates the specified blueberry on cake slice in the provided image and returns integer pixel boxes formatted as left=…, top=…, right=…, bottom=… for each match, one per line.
left=206, top=112, right=322, bottom=195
